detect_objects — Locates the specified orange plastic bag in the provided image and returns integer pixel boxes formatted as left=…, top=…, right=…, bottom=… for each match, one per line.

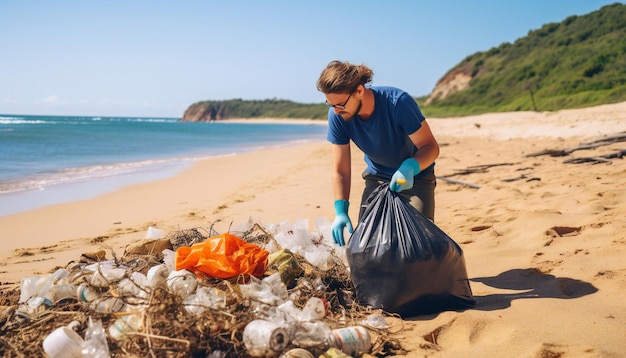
left=175, top=233, right=269, bottom=279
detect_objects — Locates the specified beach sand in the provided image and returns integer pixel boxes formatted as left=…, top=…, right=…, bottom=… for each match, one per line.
left=1, top=102, right=625, bottom=357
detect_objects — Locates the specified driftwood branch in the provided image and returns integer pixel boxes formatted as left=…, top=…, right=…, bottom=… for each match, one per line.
left=501, top=174, right=541, bottom=183
left=526, top=132, right=626, bottom=158
left=437, top=176, right=481, bottom=189
left=562, top=149, right=626, bottom=164
left=445, top=162, right=517, bottom=176
left=579, top=132, right=626, bottom=146
left=438, top=162, right=520, bottom=189
left=437, top=132, right=625, bottom=189
left=525, top=148, right=571, bottom=157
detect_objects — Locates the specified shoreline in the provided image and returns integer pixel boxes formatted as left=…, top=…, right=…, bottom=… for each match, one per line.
left=0, top=159, right=194, bottom=217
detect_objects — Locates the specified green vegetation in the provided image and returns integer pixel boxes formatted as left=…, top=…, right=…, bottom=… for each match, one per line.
left=184, top=3, right=625, bottom=120
left=184, top=98, right=328, bottom=121
left=422, top=2, right=626, bottom=117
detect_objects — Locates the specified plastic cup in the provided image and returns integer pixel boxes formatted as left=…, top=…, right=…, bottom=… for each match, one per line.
left=42, top=326, right=85, bottom=358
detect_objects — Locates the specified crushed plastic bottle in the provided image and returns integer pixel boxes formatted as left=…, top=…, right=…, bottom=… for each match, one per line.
left=44, top=284, right=77, bottom=304
left=116, top=272, right=149, bottom=299
left=88, top=261, right=127, bottom=288
left=18, top=268, right=71, bottom=315
left=35, top=269, right=70, bottom=304
left=291, top=320, right=332, bottom=349
left=90, top=297, right=127, bottom=313
left=184, top=286, right=227, bottom=315
left=240, top=273, right=288, bottom=307
left=300, top=297, right=327, bottom=321
left=361, top=312, right=390, bottom=329
left=146, top=263, right=170, bottom=288
left=270, top=220, right=336, bottom=271
left=82, top=317, right=110, bottom=358
left=166, top=270, right=198, bottom=299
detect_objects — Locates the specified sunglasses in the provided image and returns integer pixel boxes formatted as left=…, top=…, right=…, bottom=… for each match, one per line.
left=325, top=92, right=353, bottom=110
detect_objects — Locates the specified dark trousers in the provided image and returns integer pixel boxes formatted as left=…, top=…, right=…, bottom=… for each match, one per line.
left=358, top=171, right=436, bottom=221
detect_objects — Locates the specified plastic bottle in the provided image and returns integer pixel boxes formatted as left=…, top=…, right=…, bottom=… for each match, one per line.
left=184, top=286, right=227, bottom=315
left=88, top=261, right=127, bottom=287
left=291, top=320, right=332, bottom=348
left=243, top=319, right=289, bottom=357
left=166, top=270, right=198, bottom=299
left=44, top=284, right=77, bottom=304
left=146, top=264, right=170, bottom=288
left=90, top=297, right=127, bottom=313
left=35, top=268, right=70, bottom=305
left=77, top=283, right=99, bottom=302
left=300, top=297, right=327, bottom=321
left=17, top=269, right=70, bottom=315
left=329, top=326, right=371, bottom=357
left=82, top=317, right=111, bottom=358
left=109, top=313, right=143, bottom=341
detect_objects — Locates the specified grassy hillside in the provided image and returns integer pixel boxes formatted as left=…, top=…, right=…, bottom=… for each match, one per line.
left=421, top=2, right=626, bottom=117
left=182, top=99, right=328, bottom=121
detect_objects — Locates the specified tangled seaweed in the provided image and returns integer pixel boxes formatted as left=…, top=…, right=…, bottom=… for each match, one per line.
left=0, top=222, right=406, bottom=357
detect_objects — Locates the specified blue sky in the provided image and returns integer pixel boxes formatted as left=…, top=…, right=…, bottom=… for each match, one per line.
left=0, top=1, right=621, bottom=118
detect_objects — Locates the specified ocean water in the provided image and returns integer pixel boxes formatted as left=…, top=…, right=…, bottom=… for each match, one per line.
left=0, top=114, right=327, bottom=216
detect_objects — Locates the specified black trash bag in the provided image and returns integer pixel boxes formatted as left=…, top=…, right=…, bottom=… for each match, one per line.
left=346, top=183, right=475, bottom=317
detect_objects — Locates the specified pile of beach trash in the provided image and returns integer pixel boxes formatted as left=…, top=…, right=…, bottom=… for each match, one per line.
left=2, top=218, right=398, bottom=358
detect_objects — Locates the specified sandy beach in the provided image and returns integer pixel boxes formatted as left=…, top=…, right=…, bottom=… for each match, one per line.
left=1, top=101, right=625, bottom=357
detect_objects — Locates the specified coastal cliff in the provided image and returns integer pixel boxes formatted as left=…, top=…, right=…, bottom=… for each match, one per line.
left=182, top=102, right=227, bottom=122
left=425, top=64, right=473, bottom=105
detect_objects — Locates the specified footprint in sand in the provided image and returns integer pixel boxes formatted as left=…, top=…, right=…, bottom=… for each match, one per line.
left=545, top=226, right=582, bottom=237
left=531, top=258, right=563, bottom=273
left=420, top=316, right=516, bottom=351
left=531, top=342, right=602, bottom=357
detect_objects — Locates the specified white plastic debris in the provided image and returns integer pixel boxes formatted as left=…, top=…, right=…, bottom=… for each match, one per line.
left=145, top=226, right=165, bottom=239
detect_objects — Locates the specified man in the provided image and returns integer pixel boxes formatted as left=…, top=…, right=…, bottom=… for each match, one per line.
left=316, top=60, right=440, bottom=246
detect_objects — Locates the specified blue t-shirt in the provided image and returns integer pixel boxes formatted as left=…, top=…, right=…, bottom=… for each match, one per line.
left=326, top=86, right=434, bottom=179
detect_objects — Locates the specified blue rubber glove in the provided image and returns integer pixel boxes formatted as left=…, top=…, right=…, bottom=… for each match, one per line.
left=331, top=199, right=353, bottom=246
left=390, top=158, right=421, bottom=192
